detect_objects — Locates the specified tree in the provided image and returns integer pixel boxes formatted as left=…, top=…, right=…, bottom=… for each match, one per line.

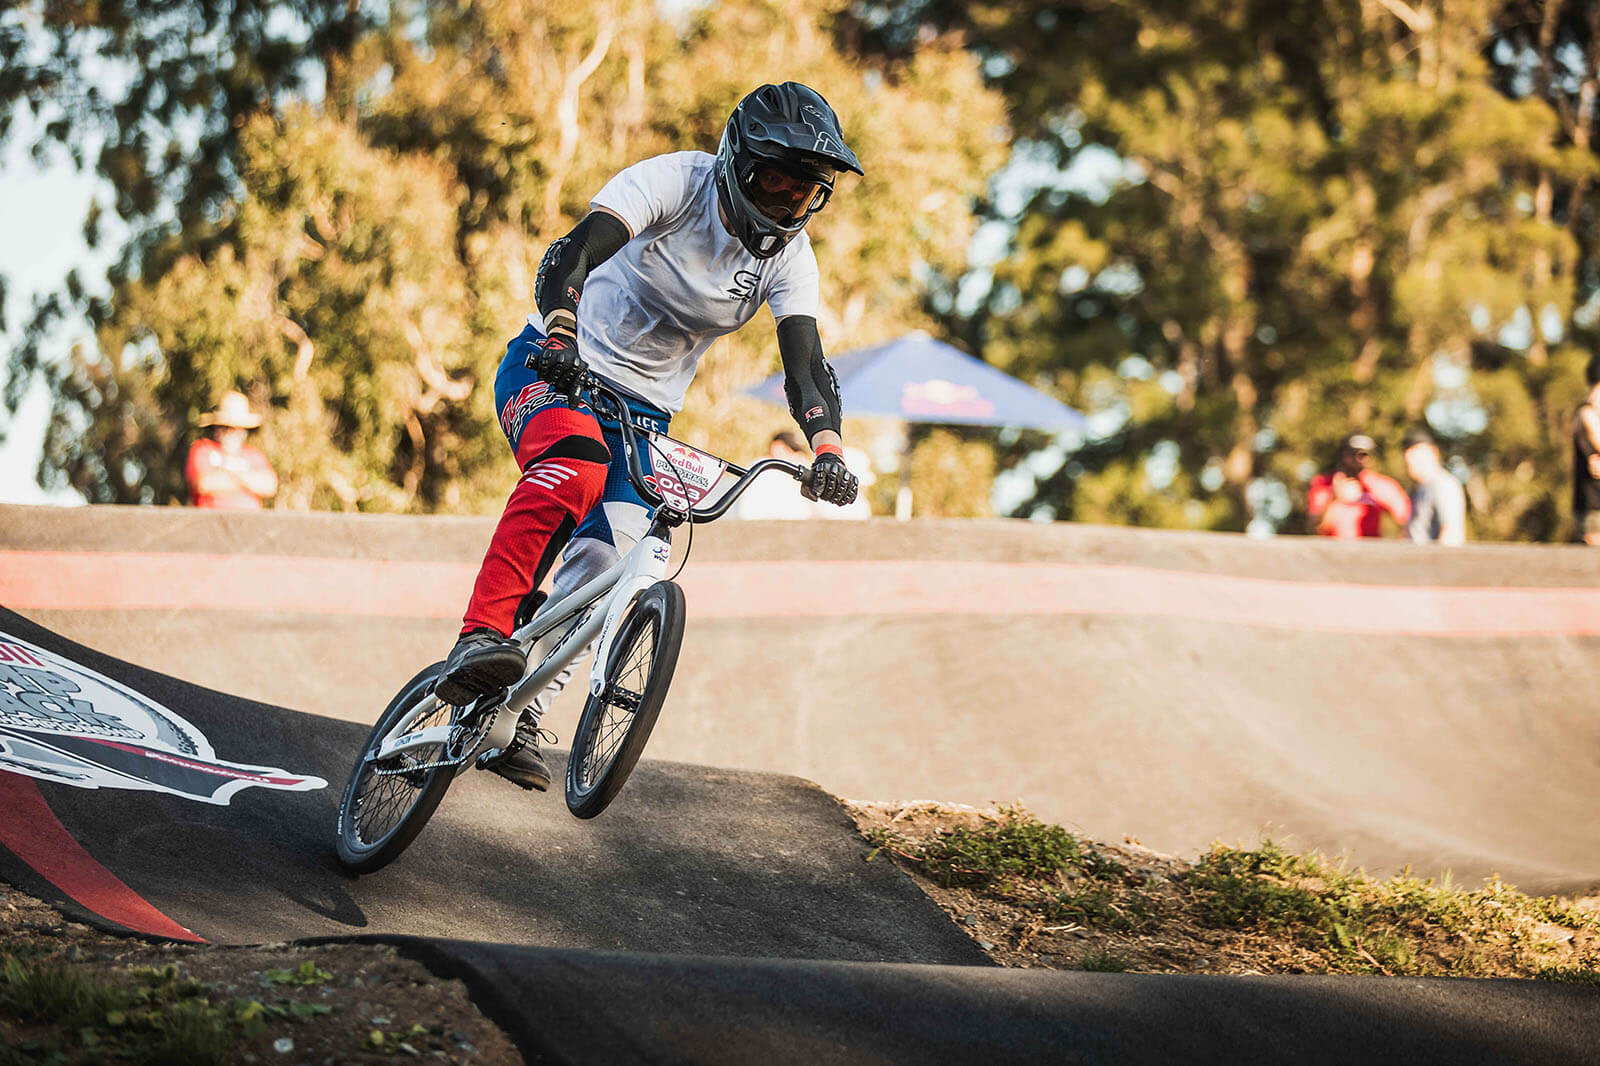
left=871, top=0, right=1598, bottom=538
left=4, top=0, right=1006, bottom=510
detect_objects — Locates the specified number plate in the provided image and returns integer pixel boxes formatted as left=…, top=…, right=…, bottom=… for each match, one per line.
left=648, top=435, right=729, bottom=512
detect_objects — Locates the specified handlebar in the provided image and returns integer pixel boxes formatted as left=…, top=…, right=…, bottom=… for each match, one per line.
left=573, top=373, right=808, bottom=525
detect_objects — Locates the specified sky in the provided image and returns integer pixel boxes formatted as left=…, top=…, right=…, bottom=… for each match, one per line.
left=0, top=124, right=106, bottom=506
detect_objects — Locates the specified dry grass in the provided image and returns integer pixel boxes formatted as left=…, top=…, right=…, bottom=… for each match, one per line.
left=850, top=801, right=1600, bottom=980
left=0, top=885, right=519, bottom=1065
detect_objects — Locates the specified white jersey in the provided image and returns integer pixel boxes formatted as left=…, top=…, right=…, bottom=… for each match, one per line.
left=528, top=151, right=821, bottom=414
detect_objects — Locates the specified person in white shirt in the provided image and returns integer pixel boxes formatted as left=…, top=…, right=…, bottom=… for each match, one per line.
left=436, top=82, right=864, bottom=789
left=735, top=432, right=819, bottom=519
left=1402, top=426, right=1467, bottom=546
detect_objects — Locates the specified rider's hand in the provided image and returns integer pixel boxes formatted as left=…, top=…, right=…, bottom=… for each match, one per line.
left=803, top=448, right=858, bottom=506
left=529, top=326, right=587, bottom=394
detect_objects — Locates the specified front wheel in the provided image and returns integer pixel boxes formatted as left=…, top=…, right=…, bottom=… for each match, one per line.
left=565, top=580, right=686, bottom=819
left=335, top=663, right=458, bottom=874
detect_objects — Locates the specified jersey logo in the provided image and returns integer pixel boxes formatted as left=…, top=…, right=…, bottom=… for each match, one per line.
left=728, top=269, right=760, bottom=303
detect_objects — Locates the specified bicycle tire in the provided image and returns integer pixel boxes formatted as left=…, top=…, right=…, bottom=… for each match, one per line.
left=565, top=580, right=685, bottom=819
left=335, top=662, right=457, bottom=874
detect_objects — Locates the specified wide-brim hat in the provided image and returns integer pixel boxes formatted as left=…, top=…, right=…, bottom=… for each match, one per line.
left=199, top=390, right=263, bottom=429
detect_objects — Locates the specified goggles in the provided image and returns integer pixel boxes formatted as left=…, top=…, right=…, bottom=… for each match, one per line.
left=743, top=163, right=832, bottom=224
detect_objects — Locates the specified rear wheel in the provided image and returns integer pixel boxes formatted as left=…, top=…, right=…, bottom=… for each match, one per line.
left=565, top=580, right=685, bottom=819
left=335, top=663, right=458, bottom=874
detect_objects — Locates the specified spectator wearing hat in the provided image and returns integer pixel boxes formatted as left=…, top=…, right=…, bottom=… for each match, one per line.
left=1306, top=433, right=1410, bottom=538
left=1574, top=354, right=1600, bottom=545
left=1402, top=426, right=1467, bottom=546
left=186, top=391, right=278, bottom=509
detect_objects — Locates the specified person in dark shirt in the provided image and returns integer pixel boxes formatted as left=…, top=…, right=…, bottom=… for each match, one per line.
left=1574, top=354, right=1600, bottom=545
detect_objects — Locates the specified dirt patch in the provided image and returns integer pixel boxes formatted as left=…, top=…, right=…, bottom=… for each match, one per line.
left=847, top=801, right=1600, bottom=980
left=0, top=884, right=520, bottom=1064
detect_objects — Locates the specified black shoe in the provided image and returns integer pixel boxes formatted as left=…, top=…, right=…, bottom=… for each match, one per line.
left=493, top=718, right=552, bottom=792
left=436, top=629, right=525, bottom=707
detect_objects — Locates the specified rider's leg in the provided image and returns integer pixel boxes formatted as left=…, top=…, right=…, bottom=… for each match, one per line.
left=526, top=389, right=667, bottom=719
left=526, top=500, right=653, bottom=718
left=438, top=326, right=610, bottom=712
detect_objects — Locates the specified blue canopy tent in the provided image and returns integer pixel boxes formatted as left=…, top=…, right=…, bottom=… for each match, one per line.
left=745, top=332, right=1086, bottom=518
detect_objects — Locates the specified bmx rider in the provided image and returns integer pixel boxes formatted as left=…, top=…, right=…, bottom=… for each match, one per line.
left=435, top=82, right=864, bottom=790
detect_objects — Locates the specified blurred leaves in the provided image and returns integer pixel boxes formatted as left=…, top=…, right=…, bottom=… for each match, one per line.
left=1, top=0, right=1004, bottom=509
left=884, top=0, right=1600, bottom=536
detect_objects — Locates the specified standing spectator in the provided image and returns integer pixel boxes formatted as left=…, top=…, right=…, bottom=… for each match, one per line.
left=1574, top=354, right=1600, bottom=545
left=1402, top=426, right=1467, bottom=546
left=1306, top=433, right=1410, bottom=538
left=186, top=390, right=278, bottom=509
left=734, top=431, right=818, bottom=519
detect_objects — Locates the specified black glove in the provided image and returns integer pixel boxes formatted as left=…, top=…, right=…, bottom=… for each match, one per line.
left=529, top=328, right=587, bottom=394
left=803, top=450, right=858, bottom=506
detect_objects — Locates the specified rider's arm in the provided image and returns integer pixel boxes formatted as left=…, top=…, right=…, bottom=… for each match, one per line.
left=775, top=314, right=843, bottom=448
left=533, top=209, right=631, bottom=336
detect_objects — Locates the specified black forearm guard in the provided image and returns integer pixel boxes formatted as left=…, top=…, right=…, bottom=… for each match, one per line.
left=534, top=210, right=631, bottom=327
left=777, top=315, right=842, bottom=441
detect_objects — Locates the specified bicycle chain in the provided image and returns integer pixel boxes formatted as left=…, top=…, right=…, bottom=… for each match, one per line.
left=367, top=715, right=490, bottom=776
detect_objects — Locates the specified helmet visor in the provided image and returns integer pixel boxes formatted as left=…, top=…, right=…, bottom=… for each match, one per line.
left=743, top=164, right=831, bottom=224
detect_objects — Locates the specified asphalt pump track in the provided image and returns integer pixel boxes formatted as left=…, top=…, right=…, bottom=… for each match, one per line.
left=1, top=604, right=1596, bottom=1064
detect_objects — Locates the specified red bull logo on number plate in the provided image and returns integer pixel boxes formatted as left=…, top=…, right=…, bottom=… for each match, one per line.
left=0, top=633, right=326, bottom=805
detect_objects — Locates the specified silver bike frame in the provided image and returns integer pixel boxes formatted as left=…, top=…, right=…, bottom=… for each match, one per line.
left=366, top=374, right=807, bottom=773
left=370, top=530, right=668, bottom=768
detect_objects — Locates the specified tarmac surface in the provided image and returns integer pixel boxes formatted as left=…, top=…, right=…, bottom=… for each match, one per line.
left=4, top=596, right=1600, bottom=1062
left=7, top=504, right=1600, bottom=893
left=398, top=941, right=1600, bottom=1065
left=0, top=606, right=984, bottom=963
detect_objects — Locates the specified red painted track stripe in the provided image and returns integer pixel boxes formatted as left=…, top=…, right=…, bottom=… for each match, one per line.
left=0, top=772, right=205, bottom=942
left=0, top=551, right=473, bottom=618
left=1, top=550, right=1598, bottom=636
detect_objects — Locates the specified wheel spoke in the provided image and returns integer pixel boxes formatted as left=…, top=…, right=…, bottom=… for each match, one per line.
left=578, top=612, right=658, bottom=789
left=350, top=695, right=452, bottom=846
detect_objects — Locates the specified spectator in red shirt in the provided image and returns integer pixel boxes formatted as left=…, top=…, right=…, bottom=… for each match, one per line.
left=1307, top=433, right=1410, bottom=538
left=186, top=391, right=278, bottom=509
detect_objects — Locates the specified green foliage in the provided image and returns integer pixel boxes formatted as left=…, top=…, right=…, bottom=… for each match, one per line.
left=880, top=0, right=1600, bottom=536
left=1046, top=886, right=1123, bottom=927
left=3, top=0, right=1004, bottom=513
left=1076, top=947, right=1131, bottom=972
left=1, top=956, right=125, bottom=1032
left=1186, top=844, right=1332, bottom=930
left=260, top=960, right=333, bottom=987
left=1184, top=842, right=1600, bottom=974
left=875, top=808, right=1082, bottom=887
left=0, top=955, right=237, bottom=1066
left=1536, top=965, right=1600, bottom=985
left=867, top=808, right=1157, bottom=933
left=363, top=1022, right=430, bottom=1055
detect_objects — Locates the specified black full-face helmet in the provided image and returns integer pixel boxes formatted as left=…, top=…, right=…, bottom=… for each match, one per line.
left=714, top=82, right=863, bottom=259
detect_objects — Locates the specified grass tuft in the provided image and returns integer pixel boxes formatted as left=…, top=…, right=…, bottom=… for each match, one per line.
left=1, top=952, right=246, bottom=1065
left=1536, top=966, right=1600, bottom=986
left=1077, top=948, right=1130, bottom=972
left=869, top=807, right=1081, bottom=888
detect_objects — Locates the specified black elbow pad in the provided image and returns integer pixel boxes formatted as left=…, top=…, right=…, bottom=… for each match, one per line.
left=534, top=211, right=631, bottom=323
left=777, top=315, right=842, bottom=439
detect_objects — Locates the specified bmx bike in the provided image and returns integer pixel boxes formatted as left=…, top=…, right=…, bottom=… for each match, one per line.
left=334, top=374, right=817, bottom=874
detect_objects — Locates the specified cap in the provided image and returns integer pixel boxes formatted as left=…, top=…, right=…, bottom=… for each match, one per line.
left=199, top=390, right=263, bottom=429
left=1343, top=433, right=1377, bottom=454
